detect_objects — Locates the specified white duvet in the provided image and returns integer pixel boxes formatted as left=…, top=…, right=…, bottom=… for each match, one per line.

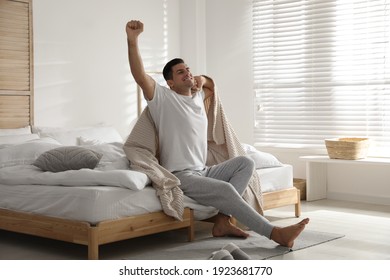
left=0, top=138, right=151, bottom=190
left=0, top=138, right=218, bottom=222
left=0, top=164, right=150, bottom=190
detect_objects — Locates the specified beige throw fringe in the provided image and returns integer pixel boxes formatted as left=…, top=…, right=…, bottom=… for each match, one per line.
left=123, top=90, right=263, bottom=221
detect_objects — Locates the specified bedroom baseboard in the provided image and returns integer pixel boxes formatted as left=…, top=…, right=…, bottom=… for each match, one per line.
left=327, top=191, right=390, bottom=206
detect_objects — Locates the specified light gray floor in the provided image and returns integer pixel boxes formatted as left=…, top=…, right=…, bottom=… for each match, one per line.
left=266, top=199, right=390, bottom=260
left=0, top=199, right=389, bottom=260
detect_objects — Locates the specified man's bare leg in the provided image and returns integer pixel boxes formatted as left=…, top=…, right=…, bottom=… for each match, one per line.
left=211, top=213, right=250, bottom=238
left=270, top=218, right=310, bottom=248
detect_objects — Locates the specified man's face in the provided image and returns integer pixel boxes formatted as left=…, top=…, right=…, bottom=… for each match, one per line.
left=169, top=63, right=194, bottom=90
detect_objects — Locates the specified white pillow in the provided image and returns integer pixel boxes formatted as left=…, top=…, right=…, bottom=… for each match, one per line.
left=0, top=134, right=39, bottom=145
left=0, top=126, right=31, bottom=136
left=81, top=142, right=128, bottom=168
left=241, top=143, right=283, bottom=169
left=78, top=136, right=103, bottom=146
left=0, top=138, right=62, bottom=168
left=32, top=125, right=123, bottom=146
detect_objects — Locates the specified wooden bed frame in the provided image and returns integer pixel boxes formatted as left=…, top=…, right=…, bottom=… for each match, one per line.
left=0, top=207, right=194, bottom=260
left=263, top=188, right=300, bottom=217
left=0, top=0, right=300, bottom=260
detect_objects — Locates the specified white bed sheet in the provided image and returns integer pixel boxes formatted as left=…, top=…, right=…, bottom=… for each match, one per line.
left=0, top=165, right=293, bottom=224
left=0, top=184, right=217, bottom=224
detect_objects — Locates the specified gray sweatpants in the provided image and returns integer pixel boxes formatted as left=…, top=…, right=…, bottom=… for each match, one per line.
left=174, top=156, right=274, bottom=239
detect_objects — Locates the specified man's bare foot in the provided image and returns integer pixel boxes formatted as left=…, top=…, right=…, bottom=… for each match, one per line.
left=212, top=213, right=249, bottom=238
left=270, top=218, right=310, bottom=248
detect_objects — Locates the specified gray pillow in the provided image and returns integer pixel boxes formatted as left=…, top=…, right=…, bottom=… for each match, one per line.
left=33, top=146, right=103, bottom=172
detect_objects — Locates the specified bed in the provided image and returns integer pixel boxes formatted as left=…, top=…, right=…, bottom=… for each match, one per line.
left=0, top=128, right=300, bottom=259
left=0, top=0, right=300, bottom=260
left=0, top=131, right=300, bottom=260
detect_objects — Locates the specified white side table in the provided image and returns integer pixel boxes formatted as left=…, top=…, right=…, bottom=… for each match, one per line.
left=300, top=156, right=390, bottom=201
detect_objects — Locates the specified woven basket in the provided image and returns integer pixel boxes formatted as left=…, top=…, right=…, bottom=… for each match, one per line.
left=325, top=138, right=370, bottom=160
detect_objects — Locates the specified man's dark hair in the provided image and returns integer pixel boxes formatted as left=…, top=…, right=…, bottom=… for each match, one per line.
left=162, top=58, right=185, bottom=81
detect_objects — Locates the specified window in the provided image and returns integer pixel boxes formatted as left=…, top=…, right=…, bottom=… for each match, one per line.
left=253, top=0, right=390, bottom=156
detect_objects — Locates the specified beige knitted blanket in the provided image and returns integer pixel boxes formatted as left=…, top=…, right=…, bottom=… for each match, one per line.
left=123, top=90, right=263, bottom=221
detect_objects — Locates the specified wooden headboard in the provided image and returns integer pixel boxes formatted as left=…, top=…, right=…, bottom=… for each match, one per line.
left=0, top=0, right=33, bottom=129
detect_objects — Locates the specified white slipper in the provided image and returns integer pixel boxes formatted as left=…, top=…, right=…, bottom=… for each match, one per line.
left=209, top=249, right=234, bottom=260
left=222, top=242, right=251, bottom=260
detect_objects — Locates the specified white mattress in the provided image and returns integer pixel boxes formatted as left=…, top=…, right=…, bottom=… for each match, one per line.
left=0, top=164, right=293, bottom=224
left=257, top=164, right=293, bottom=193
left=0, top=184, right=218, bottom=224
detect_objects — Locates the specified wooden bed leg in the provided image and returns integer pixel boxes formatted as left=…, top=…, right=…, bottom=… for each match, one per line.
left=88, top=227, right=99, bottom=260
left=295, top=189, right=301, bottom=217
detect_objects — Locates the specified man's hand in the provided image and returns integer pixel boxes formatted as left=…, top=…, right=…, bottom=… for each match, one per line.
left=125, top=19, right=155, bottom=100
left=192, top=75, right=214, bottom=98
left=126, top=20, right=144, bottom=42
left=191, top=75, right=205, bottom=93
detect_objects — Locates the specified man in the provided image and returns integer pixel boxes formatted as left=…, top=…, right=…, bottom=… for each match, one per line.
left=126, top=20, right=309, bottom=248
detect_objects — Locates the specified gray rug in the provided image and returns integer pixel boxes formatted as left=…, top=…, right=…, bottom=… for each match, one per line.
left=124, top=230, right=345, bottom=260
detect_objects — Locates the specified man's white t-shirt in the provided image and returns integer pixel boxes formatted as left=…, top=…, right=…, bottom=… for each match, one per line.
left=147, top=83, right=208, bottom=172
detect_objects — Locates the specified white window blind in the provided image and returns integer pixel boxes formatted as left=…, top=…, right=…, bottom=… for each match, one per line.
left=253, top=0, right=390, bottom=156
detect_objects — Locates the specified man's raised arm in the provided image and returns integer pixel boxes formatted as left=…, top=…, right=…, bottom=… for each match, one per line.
left=193, top=75, right=215, bottom=99
left=126, top=20, right=155, bottom=100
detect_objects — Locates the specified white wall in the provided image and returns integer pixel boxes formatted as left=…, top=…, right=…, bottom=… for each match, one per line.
left=205, top=0, right=254, bottom=145
left=33, top=0, right=180, bottom=138
left=33, top=0, right=251, bottom=141
left=179, top=0, right=207, bottom=75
